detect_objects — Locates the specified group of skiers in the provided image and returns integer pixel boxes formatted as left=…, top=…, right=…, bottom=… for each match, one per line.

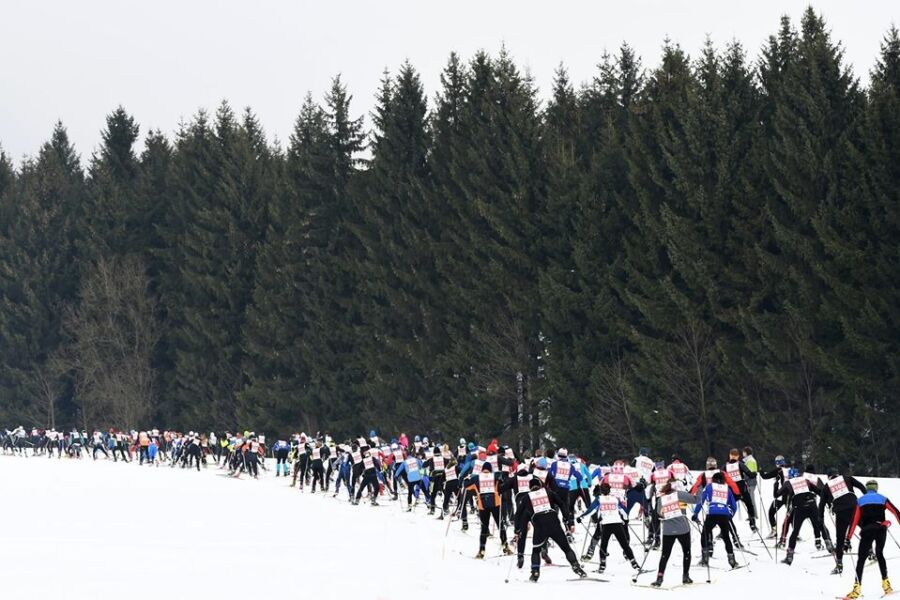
left=4, top=425, right=898, bottom=598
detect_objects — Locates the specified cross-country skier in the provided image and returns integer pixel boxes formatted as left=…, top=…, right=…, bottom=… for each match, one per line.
left=820, top=468, right=867, bottom=575
left=693, top=471, right=738, bottom=569
left=464, top=462, right=510, bottom=559
left=578, top=482, right=640, bottom=573
left=651, top=482, right=698, bottom=588
left=842, top=480, right=899, bottom=599
left=513, top=477, right=587, bottom=582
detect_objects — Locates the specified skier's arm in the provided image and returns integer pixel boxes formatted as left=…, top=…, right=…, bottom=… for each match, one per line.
left=578, top=498, right=600, bottom=520
left=849, top=477, right=867, bottom=495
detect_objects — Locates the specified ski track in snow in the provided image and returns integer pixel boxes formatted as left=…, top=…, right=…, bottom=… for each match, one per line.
left=2, top=456, right=898, bottom=598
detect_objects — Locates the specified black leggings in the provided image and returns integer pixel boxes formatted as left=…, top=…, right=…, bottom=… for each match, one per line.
left=478, top=506, right=507, bottom=549
left=407, top=479, right=428, bottom=505
left=599, top=523, right=635, bottom=560
left=856, top=527, right=887, bottom=583
left=355, top=471, right=379, bottom=500
left=657, top=532, right=691, bottom=576
left=833, top=507, right=854, bottom=561
left=531, top=513, right=577, bottom=570
left=311, top=463, right=324, bottom=491
left=788, top=505, right=823, bottom=550
left=702, top=515, right=734, bottom=555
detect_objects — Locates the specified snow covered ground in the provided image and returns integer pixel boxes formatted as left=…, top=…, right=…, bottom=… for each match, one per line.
left=2, top=456, right=899, bottom=598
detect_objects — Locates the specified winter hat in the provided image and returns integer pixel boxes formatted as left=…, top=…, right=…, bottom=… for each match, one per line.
left=866, top=480, right=879, bottom=492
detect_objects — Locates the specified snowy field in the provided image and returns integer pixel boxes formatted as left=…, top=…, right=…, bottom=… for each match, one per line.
left=2, top=456, right=899, bottom=598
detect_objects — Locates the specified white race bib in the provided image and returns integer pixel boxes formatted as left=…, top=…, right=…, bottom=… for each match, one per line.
left=530, top=489, right=551, bottom=514
left=725, top=462, right=742, bottom=482
left=478, top=472, right=495, bottom=494
left=661, top=493, right=681, bottom=520
left=828, top=478, right=850, bottom=500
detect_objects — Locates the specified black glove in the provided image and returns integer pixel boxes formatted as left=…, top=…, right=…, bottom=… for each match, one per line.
left=576, top=517, right=582, bottom=524
left=692, top=513, right=700, bottom=523
left=591, top=514, right=599, bottom=524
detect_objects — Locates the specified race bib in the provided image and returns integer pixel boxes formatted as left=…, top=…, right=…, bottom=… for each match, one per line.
left=312, top=447, right=320, bottom=460
left=661, top=493, right=681, bottom=520
left=556, top=461, right=571, bottom=480
left=726, top=462, right=742, bottom=482
left=433, top=455, right=445, bottom=471
left=478, top=473, right=496, bottom=494
left=472, top=459, right=484, bottom=474
left=363, top=456, right=374, bottom=470
left=393, top=450, right=404, bottom=462
left=487, top=455, right=498, bottom=471
left=530, top=489, right=551, bottom=514
left=445, top=466, right=457, bottom=482
left=711, top=483, right=729, bottom=504
left=828, top=478, right=850, bottom=500
left=600, top=497, right=622, bottom=523
left=352, top=451, right=362, bottom=464
left=670, top=463, right=689, bottom=478
left=534, top=469, right=548, bottom=482
left=636, top=457, right=655, bottom=479
left=406, top=458, right=419, bottom=474
left=790, top=477, right=809, bottom=494
left=517, top=476, right=532, bottom=493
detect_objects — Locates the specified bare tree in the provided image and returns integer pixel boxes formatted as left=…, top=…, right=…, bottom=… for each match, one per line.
left=587, top=353, right=638, bottom=456
left=56, top=256, right=160, bottom=430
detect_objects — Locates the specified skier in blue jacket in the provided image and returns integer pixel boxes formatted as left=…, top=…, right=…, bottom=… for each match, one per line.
left=395, top=454, right=428, bottom=511
left=693, top=471, right=738, bottom=568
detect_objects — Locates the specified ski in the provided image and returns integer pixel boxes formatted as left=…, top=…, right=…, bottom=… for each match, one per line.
left=566, top=577, right=608, bottom=582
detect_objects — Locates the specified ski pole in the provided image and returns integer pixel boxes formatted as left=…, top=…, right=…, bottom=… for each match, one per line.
left=887, top=526, right=900, bottom=553
left=504, top=540, right=517, bottom=583
left=632, top=536, right=653, bottom=583
left=753, top=519, right=774, bottom=560
left=729, top=518, right=752, bottom=572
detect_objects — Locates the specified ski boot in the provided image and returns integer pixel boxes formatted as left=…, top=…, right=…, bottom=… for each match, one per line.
left=529, top=569, right=540, bottom=582
left=727, top=553, right=738, bottom=569
left=781, top=549, right=794, bottom=565
left=516, top=554, right=524, bottom=569
left=815, top=538, right=823, bottom=551
left=630, top=558, right=641, bottom=571
left=825, top=538, right=835, bottom=553
left=697, top=550, right=710, bottom=568
left=776, top=538, right=786, bottom=549
left=462, top=522, right=468, bottom=531
left=734, top=538, right=745, bottom=551
left=582, top=549, right=594, bottom=561
left=683, top=574, right=693, bottom=585
left=597, top=559, right=606, bottom=573
left=845, top=539, right=852, bottom=553
left=750, top=521, right=758, bottom=534
left=830, top=560, right=843, bottom=575
left=370, top=498, right=379, bottom=506
left=475, top=549, right=485, bottom=559
left=428, top=506, right=435, bottom=516
left=502, top=542, right=512, bottom=555
left=572, top=564, right=587, bottom=578
left=406, top=505, right=413, bottom=512
left=542, top=548, right=552, bottom=565
left=766, top=530, right=777, bottom=540
left=350, top=498, right=359, bottom=505
left=846, top=582, right=861, bottom=599
left=651, top=573, right=664, bottom=588
left=437, top=512, right=444, bottom=520
left=884, top=578, right=894, bottom=595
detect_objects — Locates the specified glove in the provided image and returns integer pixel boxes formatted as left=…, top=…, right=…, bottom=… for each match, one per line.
left=591, top=514, right=599, bottom=524
left=576, top=517, right=582, bottom=524
left=692, top=513, right=700, bottom=523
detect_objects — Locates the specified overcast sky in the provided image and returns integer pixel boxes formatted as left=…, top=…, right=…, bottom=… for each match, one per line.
left=0, top=0, right=896, bottom=164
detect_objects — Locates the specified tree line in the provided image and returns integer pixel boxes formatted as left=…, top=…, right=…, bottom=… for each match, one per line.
left=1, top=9, right=898, bottom=474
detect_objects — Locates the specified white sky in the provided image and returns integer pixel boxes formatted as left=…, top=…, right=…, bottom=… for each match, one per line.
left=0, top=0, right=896, bottom=164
